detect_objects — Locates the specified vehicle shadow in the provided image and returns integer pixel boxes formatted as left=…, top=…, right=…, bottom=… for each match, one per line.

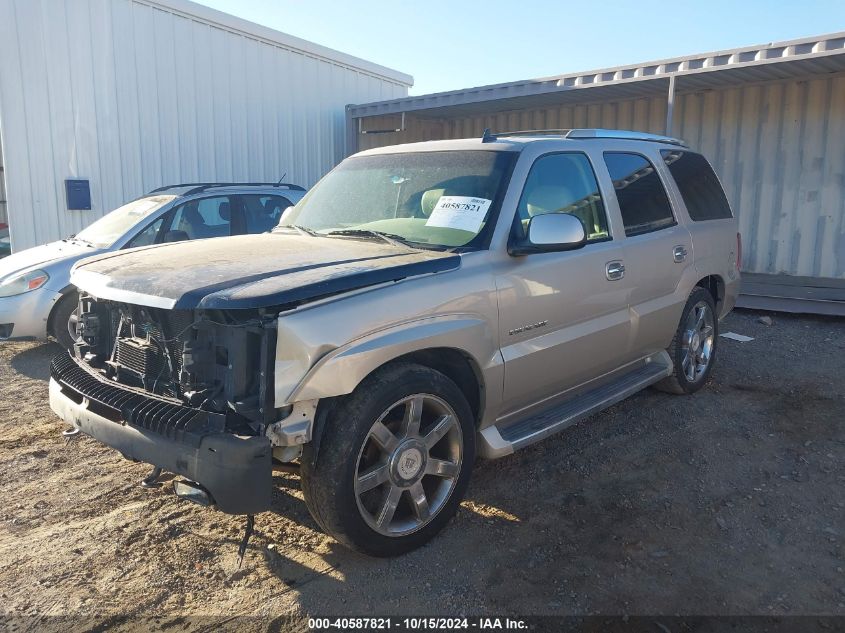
left=258, top=461, right=534, bottom=615
left=9, top=341, right=63, bottom=382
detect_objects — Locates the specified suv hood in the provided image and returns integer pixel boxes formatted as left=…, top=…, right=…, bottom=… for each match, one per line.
left=71, top=233, right=461, bottom=310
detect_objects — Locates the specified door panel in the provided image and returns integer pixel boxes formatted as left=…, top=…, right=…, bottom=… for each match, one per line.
left=496, top=151, right=630, bottom=418
left=602, top=151, right=692, bottom=357
left=497, top=242, right=631, bottom=416
left=623, top=225, right=693, bottom=355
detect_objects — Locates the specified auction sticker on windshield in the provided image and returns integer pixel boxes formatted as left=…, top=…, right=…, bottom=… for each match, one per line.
left=425, top=196, right=492, bottom=233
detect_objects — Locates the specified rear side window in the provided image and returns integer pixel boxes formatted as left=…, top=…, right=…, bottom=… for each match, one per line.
left=169, top=196, right=232, bottom=240
left=604, top=152, right=675, bottom=237
left=241, top=194, right=293, bottom=233
left=661, top=150, right=733, bottom=221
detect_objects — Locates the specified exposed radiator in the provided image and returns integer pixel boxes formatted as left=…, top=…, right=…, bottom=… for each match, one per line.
left=115, top=337, right=169, bottom=386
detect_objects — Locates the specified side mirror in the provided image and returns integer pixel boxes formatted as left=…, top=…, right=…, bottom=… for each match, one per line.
left=509, top=213, right=587, bottom=256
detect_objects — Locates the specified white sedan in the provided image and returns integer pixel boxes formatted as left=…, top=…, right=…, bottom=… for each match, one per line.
left=0, top=182, right=305, bottom=348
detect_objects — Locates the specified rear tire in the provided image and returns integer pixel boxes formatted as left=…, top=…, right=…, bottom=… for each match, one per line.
left=655, top=286, right=718, bottom=395
left=301, top=362, right=475, bottom=557
left=50, top=292, right=79, bottom=350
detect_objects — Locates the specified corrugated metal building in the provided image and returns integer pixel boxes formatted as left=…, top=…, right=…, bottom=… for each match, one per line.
left=0, top=0, right=412, bottom=252
left=348, top=33, right=845, bottom=314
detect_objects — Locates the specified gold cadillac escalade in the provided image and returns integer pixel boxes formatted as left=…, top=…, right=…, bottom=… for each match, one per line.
left=50, top=130, right=741, bottom=556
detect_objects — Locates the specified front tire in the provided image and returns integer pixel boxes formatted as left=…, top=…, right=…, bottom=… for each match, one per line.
left=50, top=292, right=79, bottom=350
left=655, top=286, right=718, bottom=395
left=301, top=363, right=475, bottom=556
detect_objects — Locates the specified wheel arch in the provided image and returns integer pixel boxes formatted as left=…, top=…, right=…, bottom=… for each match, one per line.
left=46, top=287, right=78, bottom=339
left=285, top=315, right=495, bottom=414
left=385, top=348, right=484, bottom=426
left=289, top=316, right=497, bottom=468
left=303, top=346, right=487, bottom=471
left=695, top=274, right=724, bottom=314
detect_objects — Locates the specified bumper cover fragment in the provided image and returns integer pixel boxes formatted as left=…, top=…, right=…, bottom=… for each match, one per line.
left=49, top=353, right=271, bottom=514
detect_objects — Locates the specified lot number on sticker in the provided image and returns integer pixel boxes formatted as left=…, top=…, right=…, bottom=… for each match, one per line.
left=425, top=196, right=492, bottom=234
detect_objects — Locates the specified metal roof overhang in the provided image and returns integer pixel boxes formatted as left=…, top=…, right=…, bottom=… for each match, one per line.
left=348, top=33, right=845, bottom=120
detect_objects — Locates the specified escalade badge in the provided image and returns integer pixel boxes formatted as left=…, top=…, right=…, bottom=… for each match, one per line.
left=509, top=320, right=548, bottom=336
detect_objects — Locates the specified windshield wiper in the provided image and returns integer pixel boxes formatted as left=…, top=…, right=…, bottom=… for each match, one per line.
left=68, top=235, right=95, bottom=247
left=283, top=224, right=319, bottom=237
left=326, top=229, right=412, bottom=249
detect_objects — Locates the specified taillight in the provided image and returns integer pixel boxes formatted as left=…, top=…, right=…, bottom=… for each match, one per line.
left=736, top=232, right=742, bottom=271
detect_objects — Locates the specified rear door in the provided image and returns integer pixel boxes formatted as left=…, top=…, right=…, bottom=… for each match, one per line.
left=601, top=151, right=693, bottom=357
left=659, top=149, right=738, bottom=316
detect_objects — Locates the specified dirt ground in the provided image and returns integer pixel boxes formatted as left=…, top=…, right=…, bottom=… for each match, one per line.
left=0, top=309, right=843, bottom=630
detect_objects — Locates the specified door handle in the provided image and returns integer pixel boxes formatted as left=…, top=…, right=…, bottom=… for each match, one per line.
left=673, top=245, right=688, bottom=263
left=606, top=261, right=625, bottom=281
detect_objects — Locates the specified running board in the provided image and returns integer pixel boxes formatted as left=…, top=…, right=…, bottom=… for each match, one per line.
left=484, top=353, right=672, bottom=456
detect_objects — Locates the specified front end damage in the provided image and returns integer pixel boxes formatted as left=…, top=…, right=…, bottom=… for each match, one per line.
left=49, top=293, right=294, bottom=515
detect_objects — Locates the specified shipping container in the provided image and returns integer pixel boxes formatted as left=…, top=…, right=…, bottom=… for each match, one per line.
left=349, top=33, right=845, bottom=313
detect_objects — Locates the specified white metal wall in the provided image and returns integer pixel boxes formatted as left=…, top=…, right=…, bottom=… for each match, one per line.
left=0, top=139, right=6, bottom=225
left=0, top=0, right=410, bottom=251
left=357, top=77, right=845, bottom=279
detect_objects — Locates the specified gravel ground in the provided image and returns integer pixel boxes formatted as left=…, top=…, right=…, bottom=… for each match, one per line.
left=0, top=309, right=843, bottom=630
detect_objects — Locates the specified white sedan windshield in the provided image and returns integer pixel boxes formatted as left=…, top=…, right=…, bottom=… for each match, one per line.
left=278, top=151, right=516, bottom=249
left=75, top=195, right=176, bottom=248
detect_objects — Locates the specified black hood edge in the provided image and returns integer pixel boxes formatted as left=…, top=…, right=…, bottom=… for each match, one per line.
left=194, top=254, right=461, bottom=311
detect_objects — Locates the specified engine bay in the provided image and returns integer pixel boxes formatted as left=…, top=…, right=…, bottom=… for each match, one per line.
left=73, top=293, right=277, bottom=434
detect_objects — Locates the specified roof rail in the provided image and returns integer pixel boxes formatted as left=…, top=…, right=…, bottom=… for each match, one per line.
left=490, top=129, right=572, bottom=138
left=565, top=128, right=688, bottom=147
left=147, top=182, right=306, bottom=195
left=488, top=128, right=688, bottom=147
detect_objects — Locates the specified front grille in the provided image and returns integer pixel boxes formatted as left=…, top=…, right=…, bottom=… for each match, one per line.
left=51, top=352, right=224, bottom=446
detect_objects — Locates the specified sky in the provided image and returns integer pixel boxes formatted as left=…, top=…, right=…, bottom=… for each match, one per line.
left=197, top=0, right=845, bottom=95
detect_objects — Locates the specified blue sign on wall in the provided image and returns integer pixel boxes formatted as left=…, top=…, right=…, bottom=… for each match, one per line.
left=65, top=179, right=91, bottom=210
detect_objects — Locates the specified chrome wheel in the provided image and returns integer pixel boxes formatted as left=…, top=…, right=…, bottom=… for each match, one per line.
left=681, top=300, right=715, bottom=383
left=354, top=394, right=463, bottom=537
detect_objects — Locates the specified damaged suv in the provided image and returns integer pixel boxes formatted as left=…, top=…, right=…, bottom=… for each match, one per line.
left=50, top=130, right=740, bottom=556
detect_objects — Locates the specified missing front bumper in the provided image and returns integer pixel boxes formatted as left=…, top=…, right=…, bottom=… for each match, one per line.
left=49, top=354, right=272, bottom=515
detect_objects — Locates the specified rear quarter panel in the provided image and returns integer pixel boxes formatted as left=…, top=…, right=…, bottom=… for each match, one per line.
left=688, top=217, right=741, bottom=316
left=652, top=149, right=741, bottom=318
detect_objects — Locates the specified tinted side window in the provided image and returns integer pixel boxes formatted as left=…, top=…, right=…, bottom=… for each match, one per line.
left=661, top=151, right=733, bottom=221
left=515, top=153, right=609, bottom=242
left=604, top=152, right=675, bottom=236
left=242, top=195, right=293, bottom=234
left=169, top=196, right=232, bottom=240
left=125, top=217, right=165, bottom=248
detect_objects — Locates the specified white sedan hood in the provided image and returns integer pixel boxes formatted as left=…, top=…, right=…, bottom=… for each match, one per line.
left=0, top=240, right=95, bottom=278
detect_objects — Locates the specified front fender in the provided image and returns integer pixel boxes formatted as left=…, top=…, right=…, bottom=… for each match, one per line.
left=282, top=314, right=501, bottom=404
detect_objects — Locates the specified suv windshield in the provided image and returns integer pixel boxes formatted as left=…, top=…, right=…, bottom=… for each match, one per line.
left=278, top=151, right=516, bottom=249
left=75, top=195, right=176, bottom=248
